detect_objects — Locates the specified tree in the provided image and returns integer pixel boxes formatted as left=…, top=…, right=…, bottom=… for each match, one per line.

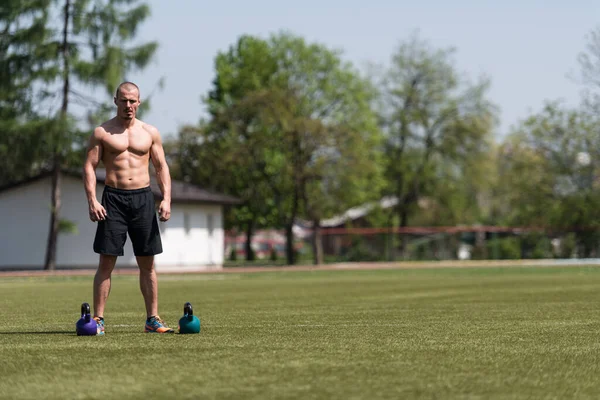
left=180, top=32, right=383, bottom=265
left=576, top=26, right=600, bottom=113
left=176, top=35, right=282, bottom=261
left=497, top=102, right=600, bottom=256
left=168, top=114, right=283, bottom=262
left=377, top=33, right=497, bottom=256
left=0, top=1, right=55, bottom=185
left=268, top=33, right=383, bottom=265
left=38, top=0, right=158, bottom=269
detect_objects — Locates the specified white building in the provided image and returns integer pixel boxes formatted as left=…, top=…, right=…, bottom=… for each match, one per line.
left=0, top=169, right=240, bottom=271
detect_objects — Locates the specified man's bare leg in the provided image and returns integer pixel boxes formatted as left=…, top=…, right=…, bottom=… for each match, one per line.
left=93, top=254, right=117, bottom=318
left=137, top=255, right=158, bottom=318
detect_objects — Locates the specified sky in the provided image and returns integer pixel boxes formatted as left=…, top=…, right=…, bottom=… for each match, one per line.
left=130, top=0, right=600, bottom=139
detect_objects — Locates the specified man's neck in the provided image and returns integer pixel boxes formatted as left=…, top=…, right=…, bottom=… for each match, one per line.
left=115, top=116, right=136, bottom=129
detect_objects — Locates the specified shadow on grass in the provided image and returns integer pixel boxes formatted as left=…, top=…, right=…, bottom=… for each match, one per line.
left=0, top=331, right=75, bottom=335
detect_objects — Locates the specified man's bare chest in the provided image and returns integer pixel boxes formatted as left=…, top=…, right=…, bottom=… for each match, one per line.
left=102, top=129, right=152, bottom=155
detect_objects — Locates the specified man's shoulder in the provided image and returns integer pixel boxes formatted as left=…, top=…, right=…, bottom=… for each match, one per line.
left=95, top=118, right=117, bottom=135
left=92, top=123, right=110, bottom=139
left=139, top=120, right=160, bottom=136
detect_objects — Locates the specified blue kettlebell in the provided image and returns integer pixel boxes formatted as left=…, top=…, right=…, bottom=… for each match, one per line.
left=178, top=302, right=200, bottom=334
left=76, top=302, right=97, bottom=336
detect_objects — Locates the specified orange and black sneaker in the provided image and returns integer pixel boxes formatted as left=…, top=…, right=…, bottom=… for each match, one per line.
left=144, top=316, right=174, bottom=333
left=94, top=317, right=105, bottom=336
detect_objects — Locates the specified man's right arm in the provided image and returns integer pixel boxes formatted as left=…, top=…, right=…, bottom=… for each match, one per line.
left=83, top=127, right=107, bottom=222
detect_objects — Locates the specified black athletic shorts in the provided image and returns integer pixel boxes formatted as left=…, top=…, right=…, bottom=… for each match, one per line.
left=93, top=186, right=163, bottom=257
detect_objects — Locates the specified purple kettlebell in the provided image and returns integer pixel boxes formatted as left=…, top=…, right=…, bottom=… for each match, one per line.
left=76, top=302, right=97, bottom=336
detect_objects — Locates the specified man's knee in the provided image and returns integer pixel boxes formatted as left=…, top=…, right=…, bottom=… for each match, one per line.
left=136, top=255, right=155, bottom=271
left=99, top=254, right=117, bottom=271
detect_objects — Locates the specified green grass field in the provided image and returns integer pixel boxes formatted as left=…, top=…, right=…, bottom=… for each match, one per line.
left=2, top=266, right=600, bottom=399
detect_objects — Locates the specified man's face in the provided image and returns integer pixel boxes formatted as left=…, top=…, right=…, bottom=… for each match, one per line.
left=114, top=88, right=140, bottom=120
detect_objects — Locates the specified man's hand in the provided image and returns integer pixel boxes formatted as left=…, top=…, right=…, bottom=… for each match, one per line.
left=89, top=199, right=107, bottom=222
left=158, top=200, right=171, bottom=221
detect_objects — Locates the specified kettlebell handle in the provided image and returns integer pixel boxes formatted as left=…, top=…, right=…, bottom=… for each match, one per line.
left=79, top=302, right=92, bottom=323
left=184, top=302, right=193, bottom=316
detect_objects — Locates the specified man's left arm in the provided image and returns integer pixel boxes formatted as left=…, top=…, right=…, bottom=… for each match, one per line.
left=149, top=126, right=171, bottom=222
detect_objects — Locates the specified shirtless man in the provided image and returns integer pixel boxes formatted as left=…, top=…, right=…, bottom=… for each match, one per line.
left=83, top=81, right=173, bottom=334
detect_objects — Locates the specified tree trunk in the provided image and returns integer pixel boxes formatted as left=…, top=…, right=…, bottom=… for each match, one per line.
left=311, top=219, right=323, bottom=265
left=387, top=212, right=395, bottom=261
left=44, top=0, right=70, bottom=270
left=44, top=164, right=61, bottom=270
left=285, top=183, right=301, bottom=265
left=399, top=205, right=409, bottom=260
left=244, top=221, right=255, bottom=261
left=285, top=222, right=295, bottom=265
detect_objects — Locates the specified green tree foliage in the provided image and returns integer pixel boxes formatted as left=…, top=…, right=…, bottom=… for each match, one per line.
left=377, top=33, right=497, bottom=254
left=170, top=35, right=282, bottom=261
left=498, top=103, right=600, bottom=256
left=0, top=1, right=55, bottom=185
left=175, top=32, right=383, bottom=265
left=167, top=113, right=284, bottom=262
left=269, top=34, right=383, bottom=265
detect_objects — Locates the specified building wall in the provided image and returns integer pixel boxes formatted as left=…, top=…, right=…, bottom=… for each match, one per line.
left=0, top=178, right=54, bottom=267
left=157, top=203, right=224, bottom=267
left=0, top=176, right=224, bottom=270
left=56, top=177, right=112, bottom=267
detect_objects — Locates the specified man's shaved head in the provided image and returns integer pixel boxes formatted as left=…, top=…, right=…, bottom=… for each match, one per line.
left=115, top=81, right=140, bottom=99
left=113, top=81, right=141, bottom=121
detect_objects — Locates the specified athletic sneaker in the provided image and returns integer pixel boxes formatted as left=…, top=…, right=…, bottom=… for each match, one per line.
left=144, top=316, right=174, bottom=333
left=93, top=317, right=105, bottom=336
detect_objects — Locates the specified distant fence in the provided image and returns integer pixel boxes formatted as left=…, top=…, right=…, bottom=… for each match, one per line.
left=226, top=226, right=600, bottom=264
left=316, top=226, right=600, bottom=263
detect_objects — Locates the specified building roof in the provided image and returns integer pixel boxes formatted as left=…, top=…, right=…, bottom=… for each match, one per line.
left=0, top=169, right=242, bottom=206
left=319, top=196, right=398, bottom=228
